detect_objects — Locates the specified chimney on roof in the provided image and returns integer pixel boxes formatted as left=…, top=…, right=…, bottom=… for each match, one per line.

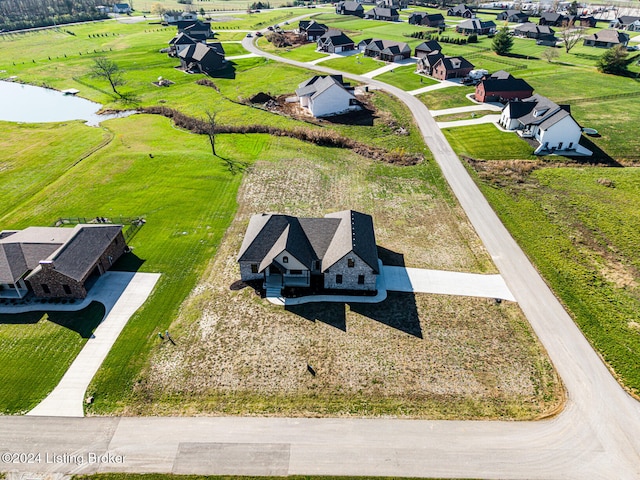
left=40, top=260, right=55, bottom=270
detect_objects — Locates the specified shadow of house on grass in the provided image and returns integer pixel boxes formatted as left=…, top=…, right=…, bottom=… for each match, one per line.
left=209, top=61, right=236, bottom=80
left=349, top=292, right=422, bottom=339
left=111, top=251, right=146, bottom=272
left=0, top=301, right=106, bottom=339
left=286, top=303, right=347, bottom=332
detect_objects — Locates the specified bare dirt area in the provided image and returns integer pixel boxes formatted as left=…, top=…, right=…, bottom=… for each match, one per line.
left=132, top=150, right=563, bottom=419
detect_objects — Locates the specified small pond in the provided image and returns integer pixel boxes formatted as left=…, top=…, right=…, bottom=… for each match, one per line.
left=0, top=80, right=135, bottom=126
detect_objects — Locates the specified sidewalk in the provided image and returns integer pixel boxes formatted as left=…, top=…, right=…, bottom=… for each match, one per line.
left=361, top=57, right=416, bottom=79
left=430, top=104, right=502, bottom=117
left=436, top=114, right=501, bottom=129
left=26, top=271, right=161, bottom=417
left=408, top=79, right=462, bottom=95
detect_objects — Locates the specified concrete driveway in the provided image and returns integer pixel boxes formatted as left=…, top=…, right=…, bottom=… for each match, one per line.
left=23, top=272, right=160, bottom=417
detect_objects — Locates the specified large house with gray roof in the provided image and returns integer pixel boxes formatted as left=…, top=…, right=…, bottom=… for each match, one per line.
left=499, top=94, right=591, bottom=156
left=238, top=210, right=379, bottom=294
left=295, top=75, right=359, bottom=117
left=0, top=224, right=126, bottom=299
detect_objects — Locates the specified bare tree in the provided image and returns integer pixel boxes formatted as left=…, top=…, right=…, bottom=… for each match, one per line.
left=541, top=47, right=560, bottom=62
left=560, top=26, right=584, bottom=54
left=90, top=57, right=125, bottom=97
left=204, top=110, right=217, bottom=157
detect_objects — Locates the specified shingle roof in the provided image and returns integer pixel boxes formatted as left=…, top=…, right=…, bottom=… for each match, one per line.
left=318, top=29, right=355, bottom=47
left=479, top=76, right=533, bottom=94
left=437, top=55, right=474, bottom=71
left=458, top=18, right=496, bottom=30
left=1, top=225, right=122, bottom=284
left=515, top=22, right=555, bottom=34
left=238, top=211, right=378, bottom=274
left=504, top=94, right=572, bottom=130
left=584, top=29, right=629, bottom=44
left=415, top=40, right=442, bottom=53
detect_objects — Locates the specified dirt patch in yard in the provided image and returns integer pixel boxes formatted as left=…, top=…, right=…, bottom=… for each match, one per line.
left=131, top=151, right=563, bottom=419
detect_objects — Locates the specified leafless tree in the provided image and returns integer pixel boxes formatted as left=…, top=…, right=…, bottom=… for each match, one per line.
left=541, top=47, right=560, bottom=62
left=90, top=57, right=126, bottom=97
left=560, top=26, right=584, bottom=54
left=204, top=110, right=217, bottom=157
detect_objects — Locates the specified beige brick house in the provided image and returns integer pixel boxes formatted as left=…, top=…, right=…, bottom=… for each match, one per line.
left=237, top=210, right=379, bottom=296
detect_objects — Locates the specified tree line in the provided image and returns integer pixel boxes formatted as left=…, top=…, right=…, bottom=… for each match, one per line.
left=0, top=0, right=110, bottom=32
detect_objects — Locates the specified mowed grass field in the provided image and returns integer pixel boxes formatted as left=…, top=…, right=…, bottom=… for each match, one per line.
left=0, top=115, right=259, bottom=414
left=0, top=302, right=104, bottom=414
left=471, top=163, right=640, bottom=395
left=127, top=149, right=562, bottom=419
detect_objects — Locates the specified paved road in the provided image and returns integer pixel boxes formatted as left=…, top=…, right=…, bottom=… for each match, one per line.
left=1, top=31, right=640, bottom=480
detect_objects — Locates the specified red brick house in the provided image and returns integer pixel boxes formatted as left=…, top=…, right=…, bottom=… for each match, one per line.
left=475, top=71, right=534, bottom=103
left=431, top=56, right=474, bottom=80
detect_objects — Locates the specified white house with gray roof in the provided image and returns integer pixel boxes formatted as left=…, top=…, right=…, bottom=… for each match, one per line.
left=295, top=75, right=359, bottom=117
left=0, top=224, right=126, bottom=299
left=238, top=210, right=379, bottom=295
left=499, top=94, right=591, bottom=156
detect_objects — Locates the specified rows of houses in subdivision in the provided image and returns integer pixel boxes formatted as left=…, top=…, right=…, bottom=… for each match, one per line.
left=447, top=4, right=475, bottom=18
left=364, top=7, right=400, bottom=21
left=317, top=29, right=356, bottom=53
left=408, top=12, right=445, bottom=27
left=513, top=23, right=557, bottom=46
left=609, top=16, right=640, bottom=31
left=499, top=94, right=591, bottom=156
left=166, top=19, right=226, bottom=75
left=0, top=225, right=127, bottom=299
left=238, top=210, right=379, bottom=295
left=496, top=9, right=529, bottom=23
left=295, top=75, right=360, bottom=118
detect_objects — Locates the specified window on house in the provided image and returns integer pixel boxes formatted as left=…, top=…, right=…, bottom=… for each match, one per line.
left=336, top=274, right=343, bottom=284
left=347, top=258, right=355, bottom=268
left=41, top=284, right=50, bottom=294
left=63, top=285, right=72, bottom=295
left=251, top=264, right=258, bottom=274
left=283, top=256, right=289, bottom=263
left=358, top=275, right=365, bottom=285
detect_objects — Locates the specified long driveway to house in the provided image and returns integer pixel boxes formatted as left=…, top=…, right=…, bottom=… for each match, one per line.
left=1, top=32, right=640, bottom=480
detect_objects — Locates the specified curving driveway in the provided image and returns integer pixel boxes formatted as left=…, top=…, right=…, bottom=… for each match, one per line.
left=1, top=31, right=639, bottom=480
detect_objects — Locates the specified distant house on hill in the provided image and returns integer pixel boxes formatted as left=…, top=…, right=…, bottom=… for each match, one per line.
left=176, top=20, right=214, bottom=40
left=0, top=224, right=127, bottom=299
left=359, top=38, right=411, bottom=62
left=447, top=4, right=474, bottom=18
left=364, top=7, right=400, bottom=21
left=178, top=42, right=226, bottom=74
left=238, top=210, right=379, bottom=295
left=335, top=1, right=365, bottom=17
left=475, top=71, right=534, bottom=103
left=113, top=3, right=131, bottom=14
left=514, top=22, right=555, bottom=39
left=317, top=30, right=356, bottom=53
left=583, top=29, right=629, bottom=48
left=499, top=94, right=591, bottom=156
left=295, top=75, right=359, bottom=117
left=163, top=11, right=198, bottom=24
left=408, top=12, right=445, bottom=27
left=496, top=10, right=529, bottom=23
left=609, top=16, right=640, bottom=30
left=456, top=18, right=496, bottom=35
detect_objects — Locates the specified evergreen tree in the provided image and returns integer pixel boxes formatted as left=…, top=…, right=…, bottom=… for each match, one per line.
left=492, top=27, right=513, bottom=56
left=597, top=45, right=638, bottom=76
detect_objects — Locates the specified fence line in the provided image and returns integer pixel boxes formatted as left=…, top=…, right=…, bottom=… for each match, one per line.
left=50, top=216, right=145, bottom=241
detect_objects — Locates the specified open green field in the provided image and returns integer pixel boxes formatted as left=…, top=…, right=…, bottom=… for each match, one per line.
left=471, top=163, right=640, bottom=395
left=0, top=302, right=105, bottom=414
left=75, top=474, right=463, bottom=480
left=443, top=124, right=538, bottom=161
left=418, top=85, right=475, bottom=110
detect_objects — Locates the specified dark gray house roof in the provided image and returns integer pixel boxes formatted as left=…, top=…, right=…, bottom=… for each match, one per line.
left=238, top=210, right=378, bottom=274
left=515, top=22, right=555, bottom=35
left=505, top=94, right=572, bottom=129
left=1, top=225, right=122, bottom=284
left=415, top=40, right=442, bottom=54
left=318, top=29, right=355, bottom=47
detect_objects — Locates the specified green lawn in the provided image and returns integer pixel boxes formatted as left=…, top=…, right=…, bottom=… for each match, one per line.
left=321, top=54, right=386, bottom=75
left=443, top=124, right=538, bottom=160
left=0, top=302, right=105, bottom=414
left=473, top=165, right=640, bottom=395
left=417, top=85, right=475, bottom=110
left=374, top=64, right=437, bottom=90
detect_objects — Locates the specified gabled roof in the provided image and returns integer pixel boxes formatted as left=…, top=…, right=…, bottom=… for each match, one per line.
left=295, top=75, right=353, bottom=101
left=584, top=29, right=629, bottom=44
left=540, top=12, right=565, bottom=23
left=300, top=20, right=328, bottom=32
left=616, top=15, right=640, bottom=25
left=478, top=76, right=533, bottom=94
left=489, top=70, right=512, bottom=80
left=415, top=40, right=442, bottom=53
left=318, top=29, right=355, bottom=46
left=418, top=51, right=444, bottom=68
left=238, top=211, right=378, bottom=274
left=365, top=7, right=399, bottom=18
left=338, top=1, right=364, bottom=11
left=504, top=94, right=572, bottom=129
left=169, top=32, right=198, bottom=45
left=449, top=3, right=473, bottom=14
left=515, top=22, right=555, bottom=34
left=458, top=18, right=496, bottom=30
left=360, top=38, right=410, bottom=54
left=436, top=55, right=474, bottom=71
left=1, top=225, right=122, bottom=284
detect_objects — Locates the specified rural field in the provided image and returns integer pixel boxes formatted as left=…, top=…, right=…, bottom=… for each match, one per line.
left=2, top=2, right=639, bottom=415
left=128, top=151, right=562, bottom=419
